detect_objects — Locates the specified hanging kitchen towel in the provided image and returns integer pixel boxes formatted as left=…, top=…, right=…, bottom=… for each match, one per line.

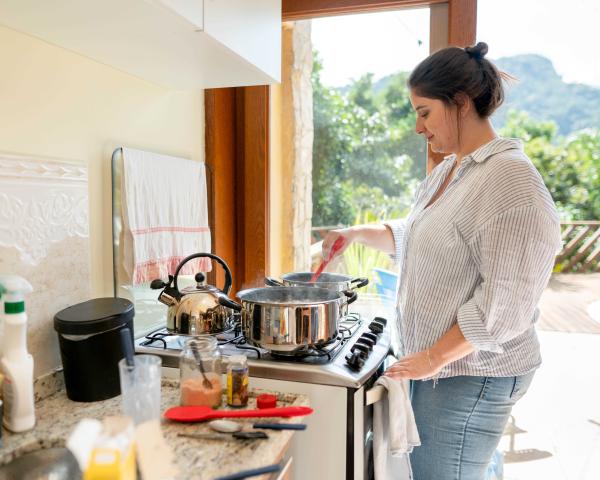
left=121, top=147, right=211, bottom=284
left=373, top=376, right=420, bottom=480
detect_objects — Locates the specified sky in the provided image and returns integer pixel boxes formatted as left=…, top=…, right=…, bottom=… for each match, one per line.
left=311, top=0, right=600, bottom=88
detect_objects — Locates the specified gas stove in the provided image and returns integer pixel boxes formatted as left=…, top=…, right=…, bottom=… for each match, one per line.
left=134, top=296, right=393, bottom=388
left=134, top=294, right=397, bottom=479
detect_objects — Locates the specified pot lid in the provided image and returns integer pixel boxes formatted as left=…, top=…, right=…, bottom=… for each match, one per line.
left=237, top=286, right=341, bottom=305
left=54, top=297, right=134, bottom=335
left=282, top=272, right=352, bottom=284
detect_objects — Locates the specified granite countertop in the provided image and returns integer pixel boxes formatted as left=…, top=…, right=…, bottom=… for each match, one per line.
left=1, top=372, right=309, bottom=479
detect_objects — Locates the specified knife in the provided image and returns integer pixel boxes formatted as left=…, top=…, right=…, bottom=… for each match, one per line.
left=179, top=431, right=268, bottom=440
left=252, top=422, right=307, bottom=430
left=214, top=463, right=282, bottom=480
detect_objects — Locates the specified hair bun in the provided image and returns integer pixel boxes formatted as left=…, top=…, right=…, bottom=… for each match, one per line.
left=465, top=42, right=488, bottom=60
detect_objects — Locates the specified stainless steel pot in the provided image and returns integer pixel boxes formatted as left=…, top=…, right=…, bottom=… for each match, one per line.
left=236, top=286, right=357, bottom=355
left=265, top=272, right=369, bottom=292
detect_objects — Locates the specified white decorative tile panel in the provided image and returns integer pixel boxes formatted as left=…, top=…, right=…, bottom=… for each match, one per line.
left=0, top=153, right=89, bottom=265
left=0, top=152, right=91, bottom=376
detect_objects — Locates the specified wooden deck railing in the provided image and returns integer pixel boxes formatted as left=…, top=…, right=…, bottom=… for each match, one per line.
left=556, top=221, right=600, bottom=273
left=312, top=221, right=600, bottom=273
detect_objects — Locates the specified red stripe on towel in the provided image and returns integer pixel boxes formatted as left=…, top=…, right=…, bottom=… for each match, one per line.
left=131, top=226, right=210, bottom=235
left=133, top=256, right=212, bottom=284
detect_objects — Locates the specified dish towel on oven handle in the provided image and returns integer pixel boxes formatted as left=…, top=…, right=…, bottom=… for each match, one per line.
left=121, top=147, right=211, bottom=285
left=373, top=375, right=420, bottom=480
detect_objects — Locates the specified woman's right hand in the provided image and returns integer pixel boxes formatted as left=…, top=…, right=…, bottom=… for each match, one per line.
left=322, top=223, right=395, bottom=259
left=321, top=228, right=357, bottom=261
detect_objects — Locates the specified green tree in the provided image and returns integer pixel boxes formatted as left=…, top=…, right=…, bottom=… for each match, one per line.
left=312, top=50, right=600, bottom=231
left=563, top=130, right=600, bottom=219
left=311, top=53, right=424, bottom=227
left=312, top=53, right=356, bottom=226
left=500, top=110, right=600, bottom=220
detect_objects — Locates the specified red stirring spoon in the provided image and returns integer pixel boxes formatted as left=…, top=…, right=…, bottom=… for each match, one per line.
left=164, top=405, right=313, bottom=423
left=310, top=236, right=345, bottom=283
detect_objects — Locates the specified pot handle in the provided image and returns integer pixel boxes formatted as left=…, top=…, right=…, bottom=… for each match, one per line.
left=265, top=277, right=285, bottom=287
left=173, top=252, right=233, bottom=295
left=219, top=296, right=242, bottom=312
left=342, top=289, right=358, bottom=305
left=350, top=277, right=369, bottom=289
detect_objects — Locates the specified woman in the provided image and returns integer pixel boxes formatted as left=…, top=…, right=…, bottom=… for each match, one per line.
left=322, top=42, right=561, bottom=479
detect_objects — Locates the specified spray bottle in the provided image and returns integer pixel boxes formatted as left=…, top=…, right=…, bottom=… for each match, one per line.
left=0, top=275, right=35, bottom=432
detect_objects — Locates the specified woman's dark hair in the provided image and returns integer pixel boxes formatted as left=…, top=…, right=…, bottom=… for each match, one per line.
left=408, top=42, right=510, bottom=118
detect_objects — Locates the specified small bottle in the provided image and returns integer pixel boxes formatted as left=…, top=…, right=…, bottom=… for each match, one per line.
left=180, top=337, right=222, bottom=408
left=227, top=355, right=249, bottom=407
left=0, top=275, right=35, bottom=432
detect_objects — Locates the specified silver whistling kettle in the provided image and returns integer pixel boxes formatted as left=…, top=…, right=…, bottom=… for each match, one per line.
left=150, top=252, right=241, bottom=335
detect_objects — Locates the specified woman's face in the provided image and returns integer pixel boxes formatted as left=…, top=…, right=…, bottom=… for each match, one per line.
left=410, top=90, right=459, bottom=154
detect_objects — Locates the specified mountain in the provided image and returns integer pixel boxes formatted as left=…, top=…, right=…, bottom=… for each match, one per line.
left=493, top=54, right=600, bottom=136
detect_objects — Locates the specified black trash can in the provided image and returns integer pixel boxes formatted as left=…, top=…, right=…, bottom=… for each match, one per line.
left=54, top=297, right=134, bottom=402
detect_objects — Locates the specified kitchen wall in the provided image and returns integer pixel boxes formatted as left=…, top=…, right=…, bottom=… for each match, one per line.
left=0, top=25, right=204, bottom=375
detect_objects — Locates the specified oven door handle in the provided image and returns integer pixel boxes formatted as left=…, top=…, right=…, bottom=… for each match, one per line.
left=365, top=385, right=385, bottom=406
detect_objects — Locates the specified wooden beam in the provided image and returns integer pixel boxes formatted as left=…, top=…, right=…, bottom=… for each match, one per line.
left=235, top=86, right=270, bottom=291
left=205, top=88, right=238, bottom=292
left=205, top=86, right=270, bottom=293
left=427, top=0, right=477, bottom=173
left=283, top=0, right=445, bottom=21
left=448, top=0, right=477, bottom=47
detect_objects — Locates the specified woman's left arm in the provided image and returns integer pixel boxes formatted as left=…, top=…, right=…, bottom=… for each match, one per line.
left=385, top=324, right=473, bottom=380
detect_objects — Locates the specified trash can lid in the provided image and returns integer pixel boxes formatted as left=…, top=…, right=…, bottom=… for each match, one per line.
left=54, top=297, right=134, bottom=335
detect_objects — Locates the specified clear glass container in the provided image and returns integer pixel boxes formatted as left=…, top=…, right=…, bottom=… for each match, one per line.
left=227, top=354, right=249, bottom=407
left=180, top=336, right=222, bottom=408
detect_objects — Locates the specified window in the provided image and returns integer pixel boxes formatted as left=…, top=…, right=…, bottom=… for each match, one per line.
left=270, top=7, right=433, bottom=290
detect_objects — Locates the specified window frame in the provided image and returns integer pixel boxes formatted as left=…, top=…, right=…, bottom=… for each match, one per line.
left=205, top=0, right=477, bottom=292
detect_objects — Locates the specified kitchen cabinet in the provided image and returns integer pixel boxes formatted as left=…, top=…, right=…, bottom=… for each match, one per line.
left=0, top=0, right=281, bottom=88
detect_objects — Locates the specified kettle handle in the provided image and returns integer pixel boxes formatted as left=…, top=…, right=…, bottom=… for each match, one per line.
left=173, top=253, right=233, bottom=295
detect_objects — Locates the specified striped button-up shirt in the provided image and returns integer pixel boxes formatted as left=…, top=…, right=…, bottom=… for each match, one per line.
left=385, top=137, right=561, bottom=378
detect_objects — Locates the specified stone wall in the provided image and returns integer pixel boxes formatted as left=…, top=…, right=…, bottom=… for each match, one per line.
left=281, top=21, right=314, bottom=272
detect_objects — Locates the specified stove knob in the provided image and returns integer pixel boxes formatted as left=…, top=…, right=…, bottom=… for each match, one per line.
left=345, top=352, right=365, bottom=371
left=369, top=321, right=384, bottom=334
left=357, top=336, right=375, bottom=350
left=354, top=339, right=373, bottom=352
left=375, top=318, right=386, bottom=327
left=373, top=319, right=386, bottom=329
left=350, top=342, right=369, bottom=358
left=362, top=332, right=378, bottom=344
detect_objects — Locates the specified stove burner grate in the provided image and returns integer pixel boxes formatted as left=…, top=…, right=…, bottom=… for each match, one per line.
left=267, top=315, right=361, bottom=361
left=138, top=312, right=363, bottom=363
left=216, top=332, right=262, bottom=359
left=140, top=330, right=169, bottom=349
left=140, top=315, right=241, bottom=349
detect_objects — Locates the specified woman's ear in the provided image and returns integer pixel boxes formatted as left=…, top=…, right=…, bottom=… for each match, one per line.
left=454, top=92, right=472, bottom=117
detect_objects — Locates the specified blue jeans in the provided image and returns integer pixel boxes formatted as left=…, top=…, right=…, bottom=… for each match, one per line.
left=409, top=372, right=535, bottom=480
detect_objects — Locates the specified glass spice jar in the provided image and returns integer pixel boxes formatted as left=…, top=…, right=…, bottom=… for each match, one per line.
left=180, top=336, right=222, bottom=408
left=227, top=355, right=249, bottom=407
